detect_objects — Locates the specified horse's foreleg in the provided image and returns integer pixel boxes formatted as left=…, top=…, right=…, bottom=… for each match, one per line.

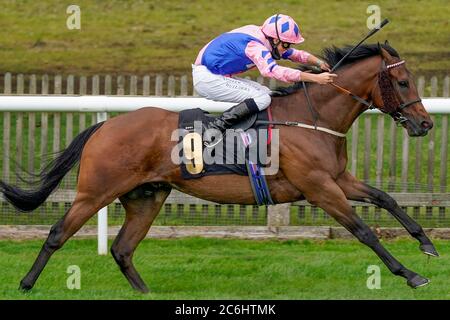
left=336, top=171, right=438, bottom=257
left=112, top=187, right=171, bottom=293
left=19, top=193, right=111, bottom=291
left=303, top=179, right=429, bottom=288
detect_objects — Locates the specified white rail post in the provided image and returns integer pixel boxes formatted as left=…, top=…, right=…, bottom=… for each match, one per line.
left=0, top=96, right=446, bottom=113
left=96, top=112, right=108, bottom=255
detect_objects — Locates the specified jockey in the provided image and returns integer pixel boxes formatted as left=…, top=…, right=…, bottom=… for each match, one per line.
left=193, top=13, right=337, bottom=146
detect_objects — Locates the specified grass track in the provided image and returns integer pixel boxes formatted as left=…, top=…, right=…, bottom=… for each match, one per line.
left=0, top=238, right=449, bottom=300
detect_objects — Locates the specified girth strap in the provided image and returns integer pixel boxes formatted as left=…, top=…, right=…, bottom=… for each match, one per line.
left=399, top=98, right=421, bottom=110
left=256, top=120, right=346, bottom=138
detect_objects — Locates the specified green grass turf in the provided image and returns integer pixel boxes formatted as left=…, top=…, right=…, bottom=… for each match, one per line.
left=0, top=238, right=448, bottom=299
left=0, top=0, right=448, bottom=76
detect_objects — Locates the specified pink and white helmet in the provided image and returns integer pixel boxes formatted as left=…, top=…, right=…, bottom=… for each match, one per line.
left=261, top=14, right=304, bottom=44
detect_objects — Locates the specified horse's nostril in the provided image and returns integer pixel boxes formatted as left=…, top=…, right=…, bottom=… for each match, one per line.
left=421, top=120, right=433, bottom=130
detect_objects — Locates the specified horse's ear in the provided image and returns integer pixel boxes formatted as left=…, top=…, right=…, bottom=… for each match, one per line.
left=384, top=39, right=390, bottom=46
left=379, top=45, right=393, bottom=62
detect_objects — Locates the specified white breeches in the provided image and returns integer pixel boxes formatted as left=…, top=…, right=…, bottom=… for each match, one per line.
left=192, top=64, right=272, bottom=111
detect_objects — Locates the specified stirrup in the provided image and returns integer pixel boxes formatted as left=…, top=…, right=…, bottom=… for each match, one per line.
left=203, top=127, right=224, bottom=148
left=204, top=135, right=223, bottom=148
left=204, top=128, right=245, bottom=148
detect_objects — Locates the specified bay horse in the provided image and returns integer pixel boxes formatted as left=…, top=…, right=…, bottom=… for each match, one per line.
left=0, top=43, right=438, bottom=293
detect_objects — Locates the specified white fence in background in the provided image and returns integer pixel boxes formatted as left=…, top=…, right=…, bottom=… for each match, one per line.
left=0, top=95, right=448, bottom=113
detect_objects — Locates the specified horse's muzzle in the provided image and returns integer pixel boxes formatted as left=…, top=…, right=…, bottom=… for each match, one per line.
left=405, top=118, right=433, bottom=137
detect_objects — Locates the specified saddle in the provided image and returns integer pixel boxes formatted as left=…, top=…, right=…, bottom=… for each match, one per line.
left=177, top=107, right=274, bottom=205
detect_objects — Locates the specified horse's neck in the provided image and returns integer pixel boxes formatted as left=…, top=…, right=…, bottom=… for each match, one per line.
left=273, top=56, right=381, bottom=135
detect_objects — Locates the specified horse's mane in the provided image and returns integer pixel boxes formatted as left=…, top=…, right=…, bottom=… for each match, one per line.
left=272, top=43, right=400, bottom=96
left=322, top=42, right=399, bottom=68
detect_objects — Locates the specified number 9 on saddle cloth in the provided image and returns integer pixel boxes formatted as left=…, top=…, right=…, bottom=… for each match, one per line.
left=176, top=107, right=275, bottom=205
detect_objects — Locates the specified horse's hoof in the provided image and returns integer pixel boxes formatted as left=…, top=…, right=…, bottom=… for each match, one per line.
left=138, top=288, right=150, bottom=294
left=407, top=274, right=430, bottom=289
left=18, top=281, right=33, bottom=292
left=420, top=244, right=439, bottom=257
left=134, top=285, right=150, bottom=294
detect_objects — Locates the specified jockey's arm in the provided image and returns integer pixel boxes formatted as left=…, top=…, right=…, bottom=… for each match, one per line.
left=246, top=41, right=336, bottom=85
left=306, top=54, right=331, bottom=71
left=246, top=41, right=302, bottom=83
left=283, top=48, right=331, bottom=71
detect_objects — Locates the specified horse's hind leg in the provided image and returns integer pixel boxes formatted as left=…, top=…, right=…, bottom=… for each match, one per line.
left=111, top=185, right=171, bottom=293
left=336, top=171, right=438, bottom=257
left=19, top=193, right=112, bottom=291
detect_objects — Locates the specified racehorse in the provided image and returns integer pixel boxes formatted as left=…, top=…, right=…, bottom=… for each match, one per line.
left=0, top=43, right=438, bottom=293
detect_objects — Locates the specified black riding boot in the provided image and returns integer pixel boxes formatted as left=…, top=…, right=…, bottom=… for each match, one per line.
left=204, top=98, right=259, bottom=147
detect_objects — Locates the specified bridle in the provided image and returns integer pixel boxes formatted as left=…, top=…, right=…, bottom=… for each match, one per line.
left=331, top=59, right=422, bottom=126
left=376, top=60, right=421, bottom=124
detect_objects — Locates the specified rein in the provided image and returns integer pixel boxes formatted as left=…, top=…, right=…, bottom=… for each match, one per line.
left=258, top=79, right=346, bottom=138
left=259, top=59, right=421, bottom=138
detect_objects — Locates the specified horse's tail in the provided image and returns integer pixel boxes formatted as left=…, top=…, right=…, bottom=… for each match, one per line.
left=0, top=122, right=105, bottom=212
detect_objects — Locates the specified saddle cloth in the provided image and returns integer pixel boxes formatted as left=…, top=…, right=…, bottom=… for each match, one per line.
left=176, top=107, right=274, bottom=205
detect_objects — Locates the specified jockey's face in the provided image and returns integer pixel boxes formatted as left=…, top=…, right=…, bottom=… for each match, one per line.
left=274, top=39, right=291, bottom=54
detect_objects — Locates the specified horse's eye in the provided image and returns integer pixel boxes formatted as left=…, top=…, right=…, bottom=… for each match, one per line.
left=398, top=80, right=409, bottom=88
